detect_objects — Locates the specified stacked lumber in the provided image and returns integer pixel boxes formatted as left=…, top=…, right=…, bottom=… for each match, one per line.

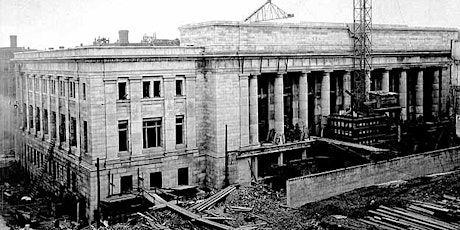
left=358, top=195, right=460, bottom=230
left=189, top=185, right=237, bottom=212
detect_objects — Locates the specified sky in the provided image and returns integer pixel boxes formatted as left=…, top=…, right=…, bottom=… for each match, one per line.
left=0, top=0, right=459, bottom=49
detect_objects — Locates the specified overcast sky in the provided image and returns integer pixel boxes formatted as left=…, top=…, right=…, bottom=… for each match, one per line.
left=0, top=0, right=459, bottom=49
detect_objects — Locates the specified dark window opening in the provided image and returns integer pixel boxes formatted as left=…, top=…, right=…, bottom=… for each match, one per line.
left=43, top=109, right=48, bottom=134
left=150, top=172, right=162, bottom=188
left=176, top=79, right=183, bottom=96
left=51, top=112, right=57, bottom=138
left=120, top=175, right=133, bottom=194
left=83, top=121, right=88, bottom=152
left=82, top=83, right=86, bottom=100
left=36, top=107, right=41, bottom=131
left=118, top=82, right=127, bottom=100
left=60, top=114, right=66, bottom=142
left=118, top=120, right=128, bottom=151
left=143, top=81, right=151, bottom=98
left=143, top=118, right=162, bottom=148
left=70, top=117, right=77, bottom=146
left=178, top=167, right=188, bottom=185
left=153, top=81, right=161, bottom=97
left=29, top=105, right=34, bottom=129
left=176, top=116, right=184, bottom=145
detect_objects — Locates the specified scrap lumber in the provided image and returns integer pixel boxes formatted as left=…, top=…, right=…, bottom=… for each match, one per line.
left=228, top=206, right=253, bottom=212
left=189, top=185, right=237, bottom=212
left=137, top=212, right=170, bottom=230
left=202, top=216, right=235, bottom=221
left=379, top=206, right=456, bottom=230
left=317, top=137, right=390, bottom=152
left=142, top=190, right=234, bottom=230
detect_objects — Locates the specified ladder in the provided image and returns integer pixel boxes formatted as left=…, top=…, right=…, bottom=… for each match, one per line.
left=29, top=139, right=55, bottom=199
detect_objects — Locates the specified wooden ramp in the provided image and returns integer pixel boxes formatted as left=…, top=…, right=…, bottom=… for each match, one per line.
left=142, top=190, right=234, bottom=230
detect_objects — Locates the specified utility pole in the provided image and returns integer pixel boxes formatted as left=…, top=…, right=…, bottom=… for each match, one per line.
left=223, top=124, right=229, bottom=187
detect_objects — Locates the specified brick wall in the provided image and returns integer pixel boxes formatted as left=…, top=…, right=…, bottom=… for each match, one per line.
left=287, top=146, right=460, bottom=208
left=180, top=21, right=458, bottom=53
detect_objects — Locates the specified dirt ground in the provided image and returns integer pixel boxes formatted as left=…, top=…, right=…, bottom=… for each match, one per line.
left=3, top=166, right=460, bottom=229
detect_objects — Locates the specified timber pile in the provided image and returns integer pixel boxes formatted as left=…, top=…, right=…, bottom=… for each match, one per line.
left=189, top=185, right=237, bottom=212
left=358, top=196, right=460, bottom=230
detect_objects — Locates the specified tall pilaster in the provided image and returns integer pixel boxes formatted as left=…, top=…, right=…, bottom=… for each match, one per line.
left=432, top=68, right=440, bottom=119
left=274, top=73, right=285, bottom=136
left=104, top=79, right=117, bottom=160
left=249, top=75, right=259, bottom=144
left=382, top=69, right=390, bottom=92
left=186, top=75, right=197, bottom=148
left=343, top=71, right=352, bottom=111
left=75, top=79, right=81, bottom=157
left=47, top=76, right=52, bottom=142
left=298, top=71, right=309, bottom=131
left=164, top=76, right=175, bottom=152
left=25, top=75, right=30, bottom=132
left=415, top=69, right=424, bottom=119
left=239, top=74, right=250, bottom=147
left=129, top=77, right=141, bottom=155
left=55, top=76, right=61, bottom=145
left=65, top=77, right=70, bottom=149
left=38, top=76, right=44, bottom=139
left=441, top=66, right=450, bottom=115
left=399, top=69, right=408, bottom=121
left=321, top=71, right=331, bottom=130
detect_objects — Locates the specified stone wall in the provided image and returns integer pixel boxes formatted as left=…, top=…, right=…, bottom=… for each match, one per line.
left=287, top=146, right=460, bottom=208
left=180, top=21, right=458, bottom=53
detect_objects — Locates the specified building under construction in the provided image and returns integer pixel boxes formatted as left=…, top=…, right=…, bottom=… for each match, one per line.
left=3, top=2, right=460, bottom=223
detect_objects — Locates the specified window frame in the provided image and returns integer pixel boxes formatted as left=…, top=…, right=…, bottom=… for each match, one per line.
left=118, top=120, right=129, bottom=152
left=175, top=76, right=185, bottom=96
left=175, top=115, right=185, bottom=145
left=117, top=80, right=129, bottom=101
left=142, top=117, right=162, bottom=149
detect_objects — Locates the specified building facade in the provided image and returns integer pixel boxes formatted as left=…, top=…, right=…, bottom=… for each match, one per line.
left=13, top=22, right=460, bottom=221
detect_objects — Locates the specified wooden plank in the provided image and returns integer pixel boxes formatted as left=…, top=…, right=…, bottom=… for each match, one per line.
left=317, top=137, right=390, bottom=152
left=369, top=210, right=431, bottom=230
left=379, top=206, right=455, bottom=230
left=203, top=216, right=235, bottom=221
left=375, top=208, right=444, bottom=230
left=191, top=185, right=236, bottom=211
left=393, top=207, right=459, bottom=229
left=143, top=190, right=234, bottom=230
left=366, top=216, right=406, bottom=230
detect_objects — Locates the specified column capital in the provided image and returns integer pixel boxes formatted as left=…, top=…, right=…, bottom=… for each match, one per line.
left=323, top=70, right=334, bottom=73
left=301, top=70, right=311, bottom=74
left=276, top=72, right=287, bottom=76
left=238, top=73, right=250, bottom=80
left=401, top=66, right=411, bottom=70
left=129, top=76, right=142, bottom=81
left=384, top=67, right=392, bottom=71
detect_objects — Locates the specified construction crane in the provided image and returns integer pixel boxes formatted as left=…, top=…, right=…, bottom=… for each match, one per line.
left=244, top=0, right=294, bottom=23
left=352, top=0, right=373, bottom=112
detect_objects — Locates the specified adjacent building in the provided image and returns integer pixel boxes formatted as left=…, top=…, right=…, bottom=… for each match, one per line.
left=12, top=22, right=460, bottom=221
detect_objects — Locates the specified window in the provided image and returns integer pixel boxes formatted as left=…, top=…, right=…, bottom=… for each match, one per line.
left=143, top=81, right=151, bottom=98
left=29, top=105, right=33, bottom=129
left=82, top=83, right=86, bottom=100
left=150, top=172, right=162, bottom=188
left=51, top=112, right=56, bottom=138
left=176, top=116, right=184, bottom=145
left=178, top=167, right=189, bottom=185
left=34, top=77, right=39, bottom=91
left=43, top=109, right=48, bottom=134
left=36, top=107, right=40, bottom=131
left=60, top=114, right=66, bottom=141
left=143, top=118, right=162, bottom=148
left=28, top=77, right=33, bottom=90
left=176, top=79, right=183, bottom=96
left=153, top=81, right=161, bottom=97
left=42, top=79, right=47, bottom=93
left=59, top=80, right=65, bottom=97
left=120, top=175, right=133, bottom=194
left=51, top=79, right=56, bottom=95
left=118, top=120, right=129, bottom=151
left=83, top=121, right=88, bottom=152
left=70, top=117, right=76, bottom=146
left=70, top=82, right=75, bottom=98
left=118, top=82, right=127, bottom=100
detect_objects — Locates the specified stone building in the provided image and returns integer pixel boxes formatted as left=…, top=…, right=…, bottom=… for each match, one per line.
left=12, top=22, right=460, bottom=221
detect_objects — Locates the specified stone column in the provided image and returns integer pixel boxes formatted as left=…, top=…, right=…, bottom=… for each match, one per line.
left=55, top=76, right=61, bottom=145
left=274, top=73, right=285, bottom=137
left=164, top=76, right=175, bottom=151
left=298, top=71, right=309, bottom=131
left=441, top=66, right=450, bottom=115
left=129, top=77, right=141, bottom=155
left=25, top=75, right=30, bottom=132
left=382, top=69, right=390, bottom=92
left=239, top=74, right=250, bottom=147
left=415, top=69, right=424, bottom=119
left=432, top=68, right=440, bottom=119
left=321, top=71, right=331, bottom=130
left=365, top=70, right=371, bottom=100
left=75, top=79, right=81, bottom=157
left=335, top=73, right=342, bottom=113
left=249, top=75, right=259, bottom=144
left=65, top=77, right=70, bottom=149
left=186, top=75, right=197, bottom=148
left=32, top=75, right=37, bottom=135
left=399, top=70, right=408, bottom=121
left=343, top=71, right=352, bottom=111
left=39, top=76, right=44, bottom=139
left=47, top=76, right=52, bottom=142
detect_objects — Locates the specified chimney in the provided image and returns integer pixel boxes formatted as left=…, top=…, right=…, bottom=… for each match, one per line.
left=118, top=30, right=129, bottom=44
left=10, top=35, right=17, bottom=48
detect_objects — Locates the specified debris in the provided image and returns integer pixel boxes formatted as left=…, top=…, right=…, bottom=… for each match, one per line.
left=189, top=185, right=237, bottom=212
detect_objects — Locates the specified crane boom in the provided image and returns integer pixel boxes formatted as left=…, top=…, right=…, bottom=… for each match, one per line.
left=353, top=0, right=372, bottom=111
left=244, top=0, right=294, bottom=23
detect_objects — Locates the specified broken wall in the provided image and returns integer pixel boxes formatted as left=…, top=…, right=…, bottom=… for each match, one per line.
left=287, top=146, right=460, bottom=208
